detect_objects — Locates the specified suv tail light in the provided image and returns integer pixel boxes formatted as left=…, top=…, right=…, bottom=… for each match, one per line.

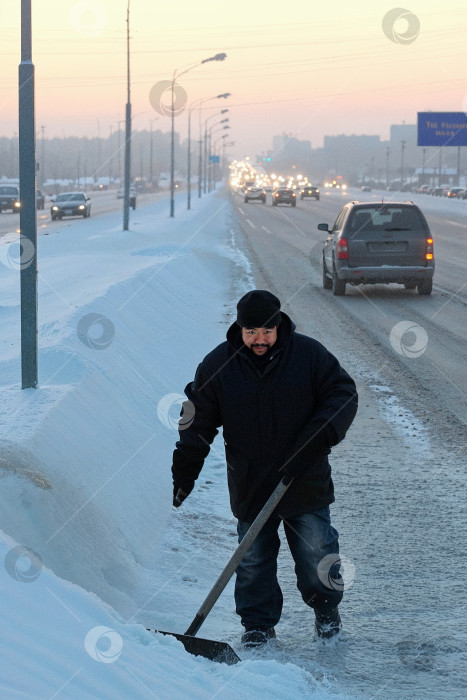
left=425, top=237, right=434, bottom=260
left=337, top=237, right=349, bottom=259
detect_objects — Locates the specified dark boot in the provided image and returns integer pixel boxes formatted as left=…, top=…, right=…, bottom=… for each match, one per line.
left=241, top=627, right=276, bottom=648
left=315, top=607, right=342, bottom=639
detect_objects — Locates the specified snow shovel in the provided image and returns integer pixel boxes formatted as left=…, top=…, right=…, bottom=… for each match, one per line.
left=149, top=474, right=293, bottom=665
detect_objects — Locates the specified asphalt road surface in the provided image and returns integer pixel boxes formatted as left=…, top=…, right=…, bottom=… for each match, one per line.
left=0, top=188, right=166, bottom=241
left=230, top=186, right=467, bottom=440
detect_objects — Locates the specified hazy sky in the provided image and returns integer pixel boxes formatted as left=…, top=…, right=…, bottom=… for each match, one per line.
left=1, top=1, right=467, bottom=158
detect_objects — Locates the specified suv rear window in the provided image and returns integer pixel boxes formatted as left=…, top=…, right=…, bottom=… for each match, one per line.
left=349, top=206, right=426, bottom=232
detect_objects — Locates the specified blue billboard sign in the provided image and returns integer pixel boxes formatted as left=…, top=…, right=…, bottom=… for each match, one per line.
left=417, top=112, right=467, bottom=147
left=209, top=155, right=220, bottom=163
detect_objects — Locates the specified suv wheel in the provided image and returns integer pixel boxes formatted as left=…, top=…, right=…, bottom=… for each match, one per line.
left=322, top=258, right=332, bottom=289
left=244, top=197, right=249, bottom=203
left=332, top=264, right=346, bottom=296
left=417, top=279, right=432, bottom=295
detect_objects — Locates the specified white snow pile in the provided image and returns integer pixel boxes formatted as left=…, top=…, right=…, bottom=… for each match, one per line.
left=0, top=192, right=351, bottom=699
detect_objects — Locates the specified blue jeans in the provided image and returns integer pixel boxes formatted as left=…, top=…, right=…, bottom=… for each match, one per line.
left=235, top=508, right=343, bottom=629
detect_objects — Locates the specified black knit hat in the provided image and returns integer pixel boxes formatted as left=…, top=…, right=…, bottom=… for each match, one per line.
left=236, top=290, right=281, bottom=328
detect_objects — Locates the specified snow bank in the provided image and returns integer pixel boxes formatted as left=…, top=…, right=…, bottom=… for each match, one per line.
left=1, top=529, right=334, bottom=700
left=0, top=193, right=238, bottom=614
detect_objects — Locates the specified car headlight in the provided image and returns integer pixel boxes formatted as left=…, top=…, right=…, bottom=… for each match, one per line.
left=78, top=205, right=85, bottom=210
left=14, top=201, right=21, bottom=208
left=52, top=206, right=58, bottom=211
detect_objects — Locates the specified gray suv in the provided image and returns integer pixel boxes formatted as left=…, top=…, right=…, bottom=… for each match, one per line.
left=319, top=201, right=434, bottom=295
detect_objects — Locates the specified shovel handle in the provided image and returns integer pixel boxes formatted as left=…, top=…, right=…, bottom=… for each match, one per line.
left=184, top=475, right=293, bottom=637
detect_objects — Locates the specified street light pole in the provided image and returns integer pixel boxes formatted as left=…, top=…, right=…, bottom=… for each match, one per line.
left=123, top=0, right=132, bottom=231
left=149, top=117, right=158, bottom=188
left=400, top=139, right=406, bottom=190
left=187, top=93, right=230, bottom=209
left=207, top=121, right=230, bottom=191
left=169, top=53, right=227, bottom=217
left=19, top=0, right=37, bottom=389
left=202, top=111, right=228, bottom=193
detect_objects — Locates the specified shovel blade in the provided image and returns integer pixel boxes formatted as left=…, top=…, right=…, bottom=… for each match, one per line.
left=150, top=629, right=240, bottom=665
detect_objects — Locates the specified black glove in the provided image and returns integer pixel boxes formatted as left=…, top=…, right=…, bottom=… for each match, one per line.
left=283, top=424, right=335, bottom=479
left=173, top=481, right=194, bottom=508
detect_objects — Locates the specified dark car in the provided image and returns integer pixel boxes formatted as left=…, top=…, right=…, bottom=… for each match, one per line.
left=272, top=188, right=296, bottom=207
left=446, top=187, right=463, bottom=199
left=36, top=190, right=45, bottom=209
left=300, top=185, right=320, bottom=200
left=51, top=192, right=91, bottom=220
left=0, top=184, right=21, bottom=213
left=319, top=201, right=434, bottom=296
left=244, top=184, right=266, bottom=203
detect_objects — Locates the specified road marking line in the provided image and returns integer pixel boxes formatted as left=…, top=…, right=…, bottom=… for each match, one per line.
left=262, top=226, right=271, bottom=233
left=238, top=207, right=245, bottom=215
left=445, top=220, right=467, bottom=228
left=246, top=219, right=256, bottom=229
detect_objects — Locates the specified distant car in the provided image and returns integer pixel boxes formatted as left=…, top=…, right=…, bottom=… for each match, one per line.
left=446, top=187, right=463, bottom=198
left=92, top=183, right=108, bottom=191
left=300, top=185, right=320, bottom=200
left=51, top=192, right=91, bottom=220
left=361, top=185, right=371, bottom=193
left=272, top=188, right=296, bottom=207
left=36, top=189, right=45, bottom=209
left=431, top=187, right=444, bottom=196
left=319, top=201, right=434, bottom=296
left=244, top=184, right=266, bottom=203
left=117, top=187, right=136, bottom=209
left=0, top=184, right=21, bottom=213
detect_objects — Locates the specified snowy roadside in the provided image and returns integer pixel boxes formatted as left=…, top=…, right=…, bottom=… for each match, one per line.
left=0, top=190, right=355, bottom=698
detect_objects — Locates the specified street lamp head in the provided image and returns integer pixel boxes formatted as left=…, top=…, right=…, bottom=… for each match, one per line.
left=202, top=52, right=227, bottom=64
left=220, top=109, right=229, bottom=114
left=220, top=118, right=229, bottom=123
left=217, top=93, right=231, bottom=99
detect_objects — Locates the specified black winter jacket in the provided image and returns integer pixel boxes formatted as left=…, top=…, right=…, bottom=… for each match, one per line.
left=172, top=313, right=358, bottom=521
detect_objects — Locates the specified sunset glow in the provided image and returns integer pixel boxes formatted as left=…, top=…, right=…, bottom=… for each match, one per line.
left=1, top=1, right=467, bottom=157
